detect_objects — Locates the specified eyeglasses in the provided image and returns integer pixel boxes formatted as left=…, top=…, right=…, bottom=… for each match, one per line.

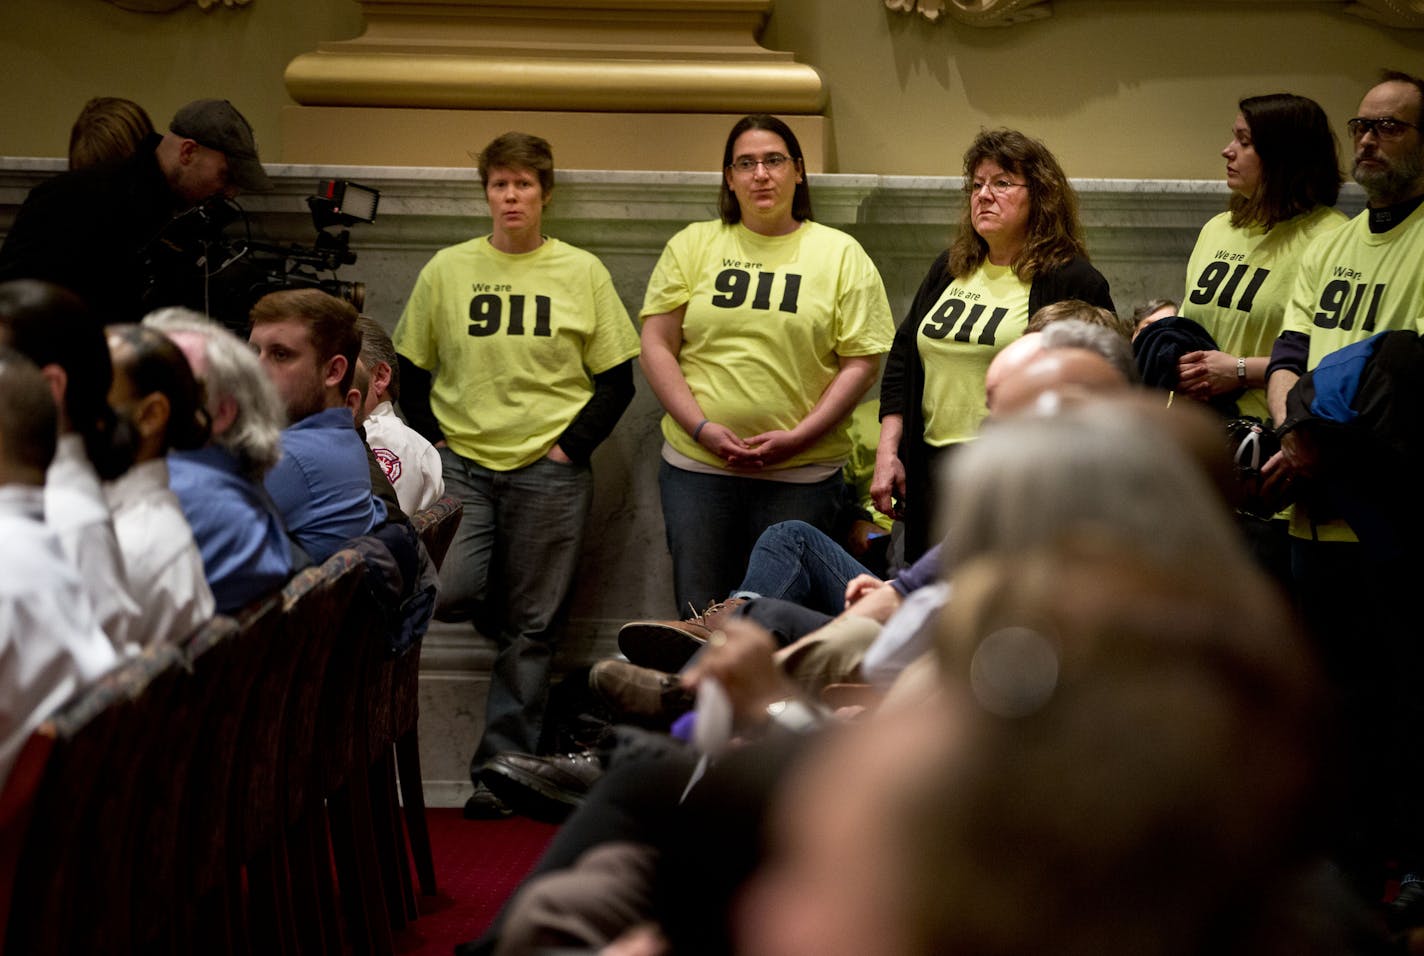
left=965, top=178, right=1029, bottom=198
left=1347, top=116, right=1420, bottom=140
left=728, top=154, right=792, bottom=174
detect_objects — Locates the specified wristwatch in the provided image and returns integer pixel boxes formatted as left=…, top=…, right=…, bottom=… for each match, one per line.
left=1236, top=357, right=1247, bottom=382
left=765, top=698, right=825, bottom=733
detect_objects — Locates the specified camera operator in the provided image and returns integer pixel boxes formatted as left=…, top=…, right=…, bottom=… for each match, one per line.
left=0, top=98, right=271, bottom=324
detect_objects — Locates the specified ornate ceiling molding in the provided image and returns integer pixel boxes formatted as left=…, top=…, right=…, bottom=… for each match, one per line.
left=105, top=0, right=250, bottom=10
left=884, top=0, right=1423, bottom=28
left=884, top=0, right=1052, bottom=26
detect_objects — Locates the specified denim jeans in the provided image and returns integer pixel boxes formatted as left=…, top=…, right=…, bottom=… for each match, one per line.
left=437, top=448, right=593, bottom=770
left=657, top=462, right=843, bottom=615
left=735, top=519, right=874, bottom=616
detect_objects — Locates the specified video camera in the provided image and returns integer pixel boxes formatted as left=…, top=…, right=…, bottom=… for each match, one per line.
left=144, top=179, right=380, bottom=331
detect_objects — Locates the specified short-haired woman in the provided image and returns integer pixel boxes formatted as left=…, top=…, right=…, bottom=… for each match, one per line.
left=394, top=132, right=641, bottom=817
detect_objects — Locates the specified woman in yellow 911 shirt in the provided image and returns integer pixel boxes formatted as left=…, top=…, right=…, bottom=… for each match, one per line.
left=393, top=132, right=641, bottom=817
left=639, top=114, right=895, bottom=615
left=1175, top=94, right=1344, bottom=580
left=1177, top=93, right=1345, bottom=417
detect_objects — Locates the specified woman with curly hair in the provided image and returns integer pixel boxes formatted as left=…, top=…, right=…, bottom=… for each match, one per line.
left=873, top=129, right=1114, bottom=560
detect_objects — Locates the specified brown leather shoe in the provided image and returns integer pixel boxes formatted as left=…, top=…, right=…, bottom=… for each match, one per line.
left=617, top=597, right=749, bottom=672
left=589, top=659, right=695, bottom=728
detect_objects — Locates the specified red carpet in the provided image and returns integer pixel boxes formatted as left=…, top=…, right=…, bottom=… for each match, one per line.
left=393, top=809, right=559, bottom=955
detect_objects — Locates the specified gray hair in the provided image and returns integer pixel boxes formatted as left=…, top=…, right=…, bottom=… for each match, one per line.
left=941, top=399, right=1247, bottom=572
left=142, top=307, right=284, bottom=481
left=355, top=315, right=400, bottom=402
left=1039, top=319, right=1139, bottom=383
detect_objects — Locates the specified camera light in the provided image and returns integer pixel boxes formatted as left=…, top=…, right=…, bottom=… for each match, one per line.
left=320, top=179, right=379, bottom=224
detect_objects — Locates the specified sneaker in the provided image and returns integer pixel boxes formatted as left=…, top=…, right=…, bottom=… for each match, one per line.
left=618, top=597, right=749, bottom=672
left=462, top=781, right=513, bottom=820
left=480, top=750, right=605, bottom=823
left=589, top=659, right=695, bottom=728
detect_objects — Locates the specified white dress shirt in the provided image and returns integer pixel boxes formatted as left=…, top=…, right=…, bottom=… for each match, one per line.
left=0, top=484, right=119, bottom=790
left=363, top=401, right=445, bottom=514
left=44, top=434, right=140, bottom=655
left=105, top=458, right=216, bottom=647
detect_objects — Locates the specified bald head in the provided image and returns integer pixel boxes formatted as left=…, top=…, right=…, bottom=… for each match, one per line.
left=992, top=347, right=1129, bottom=417
left=984, top=333, right=1044, bottom=414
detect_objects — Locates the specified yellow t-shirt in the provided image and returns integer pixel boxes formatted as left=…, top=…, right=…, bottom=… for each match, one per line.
left=917, top=262, right=1030, bottom=445
left=1182, top=205, right=1346, bottom=420
left=393, top=236, right=640, bottom=471
left=1280, top=201, right=1424, bottom=540
left=640, top=220, right=894, bottom=470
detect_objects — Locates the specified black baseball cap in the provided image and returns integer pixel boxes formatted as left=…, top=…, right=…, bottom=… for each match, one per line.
left=169, top=98, right=272, bottom=192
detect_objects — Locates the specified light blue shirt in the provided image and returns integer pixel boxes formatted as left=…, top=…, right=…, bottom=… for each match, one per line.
left=168, top=445, right=293, bottom=614
left=264, top=406, right=385, bottom=564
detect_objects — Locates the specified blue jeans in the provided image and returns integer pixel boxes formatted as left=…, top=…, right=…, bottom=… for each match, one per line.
left=436, top=448, right=593, bottom=770
left=657, top=463, right=843, bottom=615
left=735, top=520, right=873, bottom=617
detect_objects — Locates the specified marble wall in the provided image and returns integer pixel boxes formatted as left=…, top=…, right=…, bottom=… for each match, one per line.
left=0, top=160, right=1366, bottom=804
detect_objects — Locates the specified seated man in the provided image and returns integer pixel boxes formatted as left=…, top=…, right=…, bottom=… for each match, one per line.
left=353, top=315, right=444, bottom=515
left=248, top=289, right=385, bottom=563
left=103, top=324, right=215, bottom=646
left=616, top=317, right=1136, bottom=674
left=600, top=336, right=1135, bottom=724
left=0, top=347, right=118, bottom=788
left=0, top=279, right=140, bottom=653
left=144, top=308, right=293, bottom=613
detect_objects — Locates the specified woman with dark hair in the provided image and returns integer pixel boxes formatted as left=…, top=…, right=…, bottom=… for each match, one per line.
left=640, top=113, right=895, bottom=615
left=1176, top=94, right=1344, bottom=419
left=104, top=323, right=214, bottom=646
left=0, top=279, right=140, bottom=652
left=873, top=129, right=1114, bottom=561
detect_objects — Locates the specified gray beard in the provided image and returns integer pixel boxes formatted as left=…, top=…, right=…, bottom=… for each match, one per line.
left=1355, top=147, right=1424, bottom=205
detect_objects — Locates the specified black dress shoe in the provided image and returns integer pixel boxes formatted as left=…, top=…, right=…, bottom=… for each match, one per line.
left=462, top=781, right=513, bottom=820
left=1387, top=880, right=1424, bottom=933
left=480, top=750, right=604, bottom=823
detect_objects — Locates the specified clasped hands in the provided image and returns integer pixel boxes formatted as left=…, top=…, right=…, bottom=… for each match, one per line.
left=695, top=422, right=807, bottom=470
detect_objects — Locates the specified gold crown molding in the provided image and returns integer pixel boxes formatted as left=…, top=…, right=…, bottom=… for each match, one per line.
left=885, top=0, right=1423, bottom=28
left=286, top=55, right=824, bottom=112
left=285, top=0, right=827, bottom=114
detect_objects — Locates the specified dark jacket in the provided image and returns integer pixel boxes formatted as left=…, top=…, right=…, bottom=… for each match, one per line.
left=880, top=251, right=1114, bottom=560
left=1132, top=315, right=1241, bottom=418
left=1282, top=329, right=1424, bottom=556
left=0, top=133, right=189, bottom=322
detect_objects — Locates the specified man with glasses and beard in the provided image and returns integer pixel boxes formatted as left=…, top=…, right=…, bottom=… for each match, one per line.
left=1262, top=68, right=1424, bottom=935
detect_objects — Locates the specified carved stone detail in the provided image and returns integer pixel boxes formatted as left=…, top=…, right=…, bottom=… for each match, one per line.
left=885, top=0, right=1422, bottom=28
left=1345, top=0, right=1424, bottom=27
left=884, top=0, right=1051, bottom=26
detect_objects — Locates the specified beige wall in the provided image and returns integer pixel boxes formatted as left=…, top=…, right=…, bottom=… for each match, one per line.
left=0, top=0, right=1420, bottom=178
left=762, top=1, right=1424, bottom=177
left=0, top=0, right=363, bottom=162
